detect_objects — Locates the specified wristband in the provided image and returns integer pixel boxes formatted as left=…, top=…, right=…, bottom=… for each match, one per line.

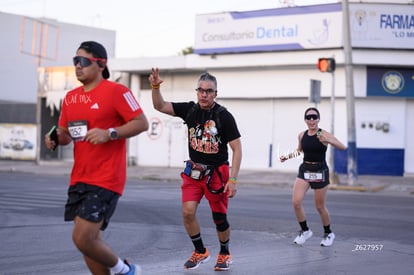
left=282, top=149, right=301, bottom=160
left=229, top=177, right=237, bottom=184
left=151, top=84, right=160, bottom=89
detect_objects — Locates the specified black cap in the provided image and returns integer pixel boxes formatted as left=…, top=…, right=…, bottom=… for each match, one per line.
left=78, top=41, right=110, bottom=79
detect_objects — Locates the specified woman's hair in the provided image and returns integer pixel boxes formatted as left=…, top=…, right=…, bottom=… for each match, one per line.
left=304, top=107, right=320, bottom=119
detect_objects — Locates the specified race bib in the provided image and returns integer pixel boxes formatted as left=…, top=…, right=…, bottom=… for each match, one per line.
left=304, top=171, right=325, bottom=182
left=68, top=120, right=88, bottom=141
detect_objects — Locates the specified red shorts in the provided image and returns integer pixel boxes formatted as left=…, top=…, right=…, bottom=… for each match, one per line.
left=181, top=164, right=229, bottom=213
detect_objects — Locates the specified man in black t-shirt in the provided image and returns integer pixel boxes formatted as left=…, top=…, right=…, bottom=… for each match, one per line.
left=150, top=68, right=242, bottom=271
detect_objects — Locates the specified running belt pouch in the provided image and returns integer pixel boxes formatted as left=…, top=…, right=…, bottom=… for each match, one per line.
left=183, top=160, right=209, bottom=180
left=303, top=162, right=326, bottom=182
left=303, top=162, right=323, bottom=172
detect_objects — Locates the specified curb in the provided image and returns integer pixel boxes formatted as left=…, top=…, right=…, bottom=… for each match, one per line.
left=329, top=184, right=387, bottom=192
left=1, top=161, right=413, bottom=195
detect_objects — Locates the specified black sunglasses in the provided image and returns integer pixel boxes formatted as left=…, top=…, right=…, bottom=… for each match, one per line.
left=196, top=87, right=215, bottom=94
left=73, top=56, right=106, bottom=68
left=305, top=114, right=319, bottom=120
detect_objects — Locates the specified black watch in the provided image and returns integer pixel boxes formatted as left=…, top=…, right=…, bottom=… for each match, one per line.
left=108, top=128, right=119, bottom=140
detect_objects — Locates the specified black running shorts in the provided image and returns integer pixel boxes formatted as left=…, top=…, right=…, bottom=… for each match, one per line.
left=64, top=182, right=120, bottom=230
left=297, top=163, right=330, bottom=189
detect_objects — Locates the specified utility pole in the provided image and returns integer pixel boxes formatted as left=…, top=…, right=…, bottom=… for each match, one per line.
left=316, top=57, right=337, bottom=184
left=342, top=0, right=358, bottom=185
left=329, top=69, right=336, bottom=184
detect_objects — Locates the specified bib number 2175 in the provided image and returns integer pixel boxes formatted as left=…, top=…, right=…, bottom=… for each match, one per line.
left=304, top=171, right=324, bottom=182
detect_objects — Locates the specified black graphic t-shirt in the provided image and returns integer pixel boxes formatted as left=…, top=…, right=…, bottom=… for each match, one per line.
left=173, top=101, right=241, bottom=166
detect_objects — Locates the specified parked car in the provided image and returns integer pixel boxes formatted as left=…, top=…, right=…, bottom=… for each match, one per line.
left=2, top=138, right=33, bottom=151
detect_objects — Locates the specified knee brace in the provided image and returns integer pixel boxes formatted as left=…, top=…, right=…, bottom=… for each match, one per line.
left=212, top=212, right=229, bottom=232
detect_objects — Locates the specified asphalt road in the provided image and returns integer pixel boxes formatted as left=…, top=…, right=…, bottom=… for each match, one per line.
left=1, top=172, right=413, bottom=275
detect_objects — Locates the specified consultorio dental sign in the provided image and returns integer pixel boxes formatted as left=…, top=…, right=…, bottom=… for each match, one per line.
left=194, top=3, right=414, bottom=54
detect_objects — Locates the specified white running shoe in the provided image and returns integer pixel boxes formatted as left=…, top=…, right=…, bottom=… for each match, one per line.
left=293, top=230, right=313, bottom=245
left=320, top=232, right=335, bottom=247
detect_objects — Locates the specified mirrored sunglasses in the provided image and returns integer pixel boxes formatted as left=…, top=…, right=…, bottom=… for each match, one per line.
left=305, top=114, right=319, bottom=120
left=73, top=56, right=106, bottom=68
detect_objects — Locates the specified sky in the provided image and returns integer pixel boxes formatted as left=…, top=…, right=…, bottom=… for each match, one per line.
left=0, top=0, right=337, bottom=58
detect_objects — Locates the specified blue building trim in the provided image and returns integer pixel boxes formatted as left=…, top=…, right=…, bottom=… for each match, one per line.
left=229, top=3, right=342, bottom=19
left=194, top=43, right=304, bottom=54
left=367, top=66, right=414, bottom=98
left=335, top=148, right=404, bottom=176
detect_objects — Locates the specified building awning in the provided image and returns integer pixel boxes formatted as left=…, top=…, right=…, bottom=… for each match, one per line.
left=45, top=90, right=67, bottom=116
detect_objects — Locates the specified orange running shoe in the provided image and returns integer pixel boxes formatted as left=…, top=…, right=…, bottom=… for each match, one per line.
left=184, top=248, right=210, bottom=269
left=214, top=254, right=232, bottom=271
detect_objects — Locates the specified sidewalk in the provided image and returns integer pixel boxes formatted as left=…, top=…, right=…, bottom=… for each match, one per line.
left=1, top=160, right=413, bottom=195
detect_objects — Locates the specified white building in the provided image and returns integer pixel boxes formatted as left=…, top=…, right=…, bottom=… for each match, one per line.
left=107, top=2, right=414, bottom=176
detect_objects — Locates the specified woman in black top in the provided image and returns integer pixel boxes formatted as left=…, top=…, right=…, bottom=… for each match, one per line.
left=280, top=107, right=346, bottom=247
